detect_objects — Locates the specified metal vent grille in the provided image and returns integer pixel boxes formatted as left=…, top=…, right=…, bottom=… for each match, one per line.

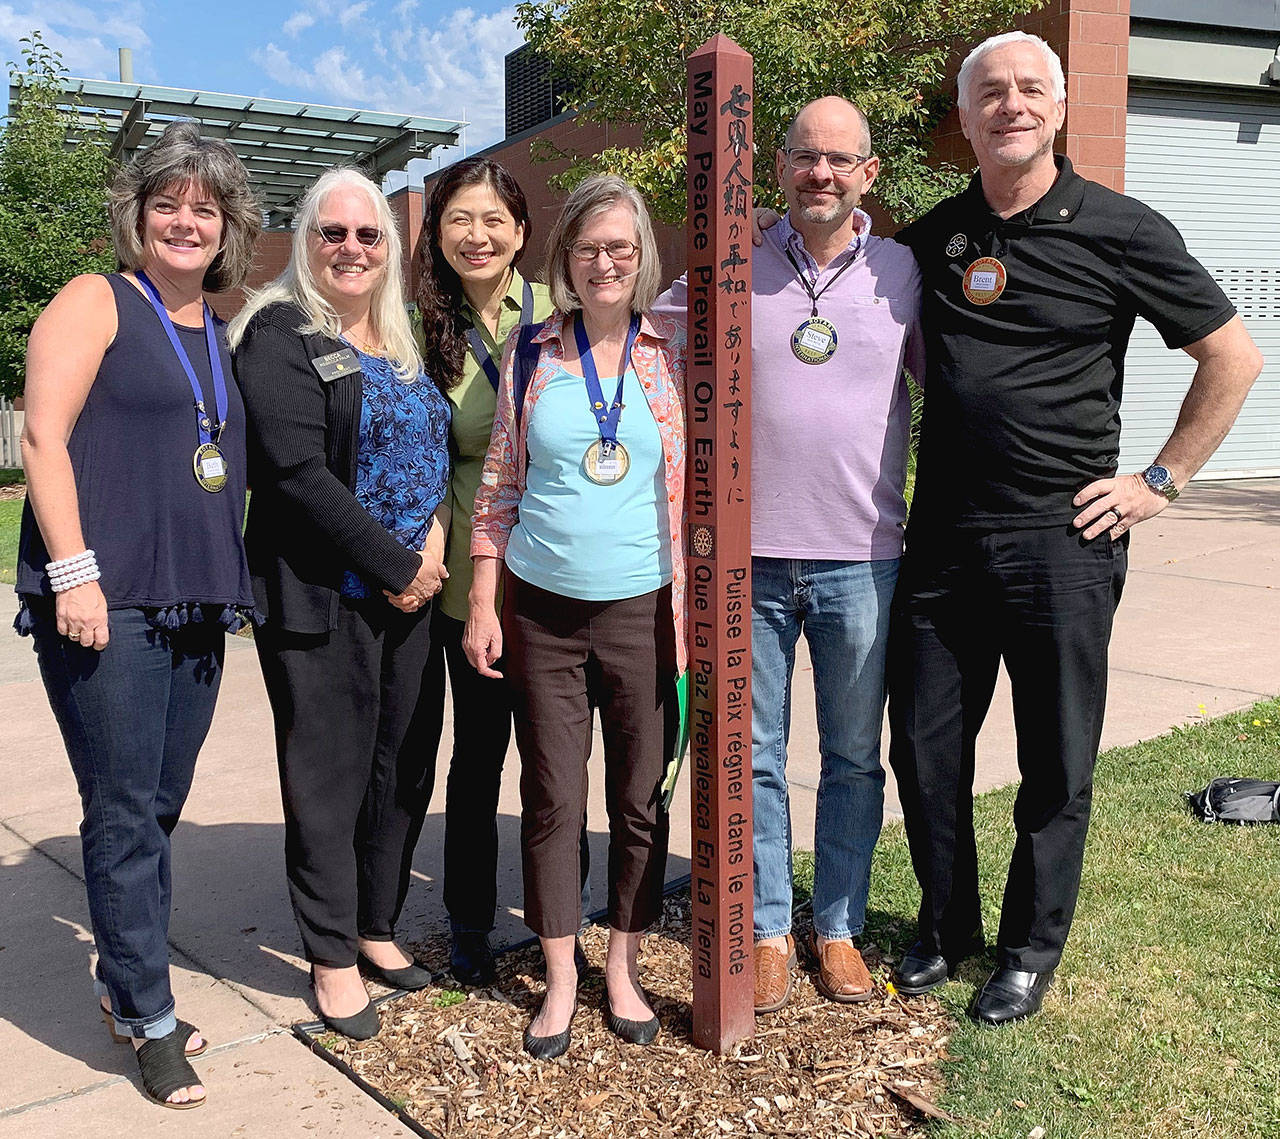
left=504, top=44, right=574, bottom=137
left=1209, top=267, right=1279, bottom=320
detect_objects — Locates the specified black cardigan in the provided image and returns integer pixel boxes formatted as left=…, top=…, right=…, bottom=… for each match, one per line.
left=234, top=301, right=421, bottom=633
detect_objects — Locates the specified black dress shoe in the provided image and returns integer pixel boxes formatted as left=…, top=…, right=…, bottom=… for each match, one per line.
left=893, top=941, right=952, bottom=995
left=523, top=998, right=576, bottom=1060
left=605, top=1002, right=659, bottom=1046
left=970, top=967, right=1054, bottom=1026
left=357, top=951, right=432, bottom=991
left=310, top=968, right=380, bottom=1040
left=450, top=932, right=498, bottom=987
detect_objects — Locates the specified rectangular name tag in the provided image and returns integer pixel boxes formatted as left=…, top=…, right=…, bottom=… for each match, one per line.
left=799, top=327, right=832, bottom=353
left=200, top=455, right=226, bottom=479
left=311, top=348, right=362, bottom=383
left=969, top=271, right=998, bottom=292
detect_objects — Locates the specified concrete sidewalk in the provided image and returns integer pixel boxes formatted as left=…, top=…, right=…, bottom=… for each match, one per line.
left=2, top=478, right=1278, bottom=1134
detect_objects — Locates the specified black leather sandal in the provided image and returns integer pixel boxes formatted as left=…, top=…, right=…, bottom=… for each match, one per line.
left=134, top=1028, right=206, bottom=1109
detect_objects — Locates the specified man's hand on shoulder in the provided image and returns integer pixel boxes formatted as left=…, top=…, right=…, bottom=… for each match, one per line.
left=1072, top=472, right=1172, bottom=540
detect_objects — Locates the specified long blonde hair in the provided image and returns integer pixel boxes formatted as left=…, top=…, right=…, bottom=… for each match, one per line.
left=228, top=167, right=422, bottom=380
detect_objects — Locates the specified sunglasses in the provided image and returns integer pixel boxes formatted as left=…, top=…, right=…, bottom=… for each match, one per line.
left=314, top=224, right=384, bottom=248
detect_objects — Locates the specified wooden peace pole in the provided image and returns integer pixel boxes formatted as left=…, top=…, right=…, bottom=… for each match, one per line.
left=684, top=33, right=755, bottom=1055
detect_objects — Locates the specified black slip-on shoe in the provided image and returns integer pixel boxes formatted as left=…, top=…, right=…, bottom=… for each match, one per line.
left=970, top=967, right=1054, bottom=1026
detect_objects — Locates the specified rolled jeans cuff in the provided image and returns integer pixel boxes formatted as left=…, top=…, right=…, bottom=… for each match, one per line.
left=94, top=979, right=178, bottom=1040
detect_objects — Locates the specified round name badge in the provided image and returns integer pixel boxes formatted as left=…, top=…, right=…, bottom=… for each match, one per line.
left=962, top=256, right=1007, bottom=306
left=790, top=316, right=838, bottom=365
left=193, top=442, right=229, bottom=493
left=583, top=439, right=631, bottom=486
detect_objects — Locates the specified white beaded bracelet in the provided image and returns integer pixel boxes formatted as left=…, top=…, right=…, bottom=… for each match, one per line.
left=50, top=569, right=102, bottom=593
left=46, top=549, right=95, bottom=575
left=47, top=549, right=101, bottom=592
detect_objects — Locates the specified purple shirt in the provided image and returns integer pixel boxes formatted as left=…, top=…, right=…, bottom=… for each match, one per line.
left=654, top=211, right=924, bottom=560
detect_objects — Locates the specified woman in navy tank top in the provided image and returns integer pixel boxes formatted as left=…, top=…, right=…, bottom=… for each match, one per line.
left=15, top=121, right=260, bottom=1110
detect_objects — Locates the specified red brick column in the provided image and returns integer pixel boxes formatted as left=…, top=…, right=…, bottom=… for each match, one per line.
left=387, top=186, right=425, bottom=298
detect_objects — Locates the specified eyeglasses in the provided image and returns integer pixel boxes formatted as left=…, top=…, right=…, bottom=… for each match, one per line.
left=569, top=239, right=640, bottom=262
left=314, top=224, right=384, bottom=248
left=783, top=148, right=873, bottom=175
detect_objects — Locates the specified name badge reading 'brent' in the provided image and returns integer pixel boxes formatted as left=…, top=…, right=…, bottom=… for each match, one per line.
left=311, top=348, right=363, bottom=383
left=962, top=256, right=1007, bottom=306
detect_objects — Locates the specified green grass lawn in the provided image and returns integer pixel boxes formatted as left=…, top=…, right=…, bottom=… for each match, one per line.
left=796, top=699, right=1280, bottom=1138
left=0, top=495, right=21, bottom=586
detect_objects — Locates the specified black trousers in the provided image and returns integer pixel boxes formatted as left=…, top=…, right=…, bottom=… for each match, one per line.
left=503, top=573, right=677, bottom=938
left=419, top=610, right=592, bottom=934
left=887, top=524, right=1127, bottom=972
left=256, top=598, right=438, bottom=966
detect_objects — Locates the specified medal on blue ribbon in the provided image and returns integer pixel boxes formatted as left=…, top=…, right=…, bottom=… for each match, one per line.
left=466, top=279, right=535, bottom=393
left=574, top=312, right=639, bottom=486
left=135, top=270, right=230, bottom=493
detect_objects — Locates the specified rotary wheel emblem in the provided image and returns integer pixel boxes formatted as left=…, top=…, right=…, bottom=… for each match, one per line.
left=691, top=525, right=715, bottom=559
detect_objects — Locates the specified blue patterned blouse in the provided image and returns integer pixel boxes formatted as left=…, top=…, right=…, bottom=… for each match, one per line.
left=341, top=346, right=452, bottom=599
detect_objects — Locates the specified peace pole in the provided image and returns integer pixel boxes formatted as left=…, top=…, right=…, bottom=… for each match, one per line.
left=685, top=33, right=754, bottom=1054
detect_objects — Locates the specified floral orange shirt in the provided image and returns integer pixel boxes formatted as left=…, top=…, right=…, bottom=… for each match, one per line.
left=471, top=308, right=688, bottom=672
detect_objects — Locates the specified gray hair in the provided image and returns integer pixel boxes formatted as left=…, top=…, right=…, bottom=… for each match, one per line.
left=957, top=32, right=1066, bottom=109
left=227, top=167, right=422, bottom=381
left=545, top=174, right=661, bottom=316
left=109, top=119, right=260, bottom=293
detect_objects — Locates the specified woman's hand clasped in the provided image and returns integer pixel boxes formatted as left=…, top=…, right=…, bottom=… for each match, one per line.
left=384, top=553, right=448, bottom=613
left=56, top=581, right=110, bottom=650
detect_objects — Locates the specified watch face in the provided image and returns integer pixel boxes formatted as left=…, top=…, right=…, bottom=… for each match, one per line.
left=1147, top=465, right=1172, bottom=484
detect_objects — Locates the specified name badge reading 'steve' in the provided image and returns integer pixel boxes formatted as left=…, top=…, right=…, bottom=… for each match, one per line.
left=311, top=348, right=363, bottom=383
left=790, top=316, right=839, bottom=365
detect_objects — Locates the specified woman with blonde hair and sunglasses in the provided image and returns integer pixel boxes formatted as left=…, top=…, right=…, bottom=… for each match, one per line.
left=230, top=167, right=450, bottom=1040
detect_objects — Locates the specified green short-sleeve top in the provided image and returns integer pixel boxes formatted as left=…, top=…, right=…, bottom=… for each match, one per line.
left=438, top=269, right=553, bottom=620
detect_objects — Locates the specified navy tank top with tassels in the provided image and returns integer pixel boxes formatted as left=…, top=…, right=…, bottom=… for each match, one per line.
left=15, top=274, right=256, bottom=634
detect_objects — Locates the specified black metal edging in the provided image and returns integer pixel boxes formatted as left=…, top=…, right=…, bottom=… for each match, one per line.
left=289, top=871, right=695, bottom=1136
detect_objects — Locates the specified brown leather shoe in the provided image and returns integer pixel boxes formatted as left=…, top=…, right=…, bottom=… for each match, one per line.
left=753, top=935, right=796, bottom=1014
left=809, top=933, right=874, bottom=1003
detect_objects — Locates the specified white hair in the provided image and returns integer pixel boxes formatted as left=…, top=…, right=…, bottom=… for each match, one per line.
left=957, top=32, right=1066, bottom=109
left=228, top=167, right=422, bottom=381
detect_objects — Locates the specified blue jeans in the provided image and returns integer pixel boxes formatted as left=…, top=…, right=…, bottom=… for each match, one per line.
left=751, top=557, right=898, bottom=941
left=30, top=603, right=224, bottom=1039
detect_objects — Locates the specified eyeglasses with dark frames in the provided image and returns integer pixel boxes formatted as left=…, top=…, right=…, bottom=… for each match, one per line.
left=783, top=148, right=873, bottom=175
left=569, top=239, right=640, bottom=262
left=314, top=224, right=384, bottom=248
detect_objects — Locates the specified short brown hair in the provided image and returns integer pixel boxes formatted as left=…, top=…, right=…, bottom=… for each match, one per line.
left=109, top=120, right=261, bottom=293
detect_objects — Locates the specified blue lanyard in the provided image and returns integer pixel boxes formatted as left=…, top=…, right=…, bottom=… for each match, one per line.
left=574, top=312, right=639, bottom=449
left=466, top=279, right=535, bottom=392
left=135, top=271, right=227, bottom=445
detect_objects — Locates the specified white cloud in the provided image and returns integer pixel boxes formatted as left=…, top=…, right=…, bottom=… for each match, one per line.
left=282, top=10, right=316, bottom=36
left=252, top=2, right=523, bottom=155
left=0, top=1, right=149, bottom=83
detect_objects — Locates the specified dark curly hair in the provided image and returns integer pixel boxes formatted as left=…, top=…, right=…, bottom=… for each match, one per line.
left=414, top=158, right=531, bottom=392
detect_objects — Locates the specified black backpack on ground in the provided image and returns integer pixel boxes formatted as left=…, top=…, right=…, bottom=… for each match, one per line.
left=1186, top=778, right=1280, bottom=824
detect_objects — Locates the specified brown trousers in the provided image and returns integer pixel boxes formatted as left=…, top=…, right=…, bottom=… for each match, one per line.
left=503, top=572, right=677, bottom=938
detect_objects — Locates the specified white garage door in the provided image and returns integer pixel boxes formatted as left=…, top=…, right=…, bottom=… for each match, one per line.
left=1123, top=84, right=1279, bottom=477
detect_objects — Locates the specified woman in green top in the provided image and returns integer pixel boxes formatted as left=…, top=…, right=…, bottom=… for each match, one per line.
left=415, top=159, right=558, bottom=984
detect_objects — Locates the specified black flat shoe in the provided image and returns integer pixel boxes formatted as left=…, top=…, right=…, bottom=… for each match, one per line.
left=310, top=968, right=380, bottom=1040
left=970, top=967, right=1054, bottom=1026
left=358, top=950, right=432, bottom=991
left=523, top=997, right=576, bottom=1060
left=450, top=932, right=498, bottom=987
left=605, top=1002, right=659, bottom=1046
left=893, top=941, right=953, bottom=995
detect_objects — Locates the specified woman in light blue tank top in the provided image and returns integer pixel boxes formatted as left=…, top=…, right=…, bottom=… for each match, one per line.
left=466, top=176, right=688, bottom=1060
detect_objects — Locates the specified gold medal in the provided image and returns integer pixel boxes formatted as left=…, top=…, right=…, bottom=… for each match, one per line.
left=193, top=442, right=229, bottom=493
left=583, top=439, right=630, bottom=485
left=962, top=256, right=1007, bottom=305
left=790, top=316, right=838, bottom=365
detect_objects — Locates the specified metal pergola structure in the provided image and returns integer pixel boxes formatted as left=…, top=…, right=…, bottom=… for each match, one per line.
left=13, top=77, right=466, bottom=229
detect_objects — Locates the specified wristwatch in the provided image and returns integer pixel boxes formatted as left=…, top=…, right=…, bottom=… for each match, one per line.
left=1142, top=464, right=1180, bottom=502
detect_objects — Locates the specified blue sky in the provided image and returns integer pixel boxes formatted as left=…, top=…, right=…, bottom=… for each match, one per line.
left=2, top=0, right=526, bottom=184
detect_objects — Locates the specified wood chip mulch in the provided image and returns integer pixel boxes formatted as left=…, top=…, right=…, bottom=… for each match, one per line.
left=0, top=484, right=25, bottom=501
left=322, top=893, right=953, bottom=1138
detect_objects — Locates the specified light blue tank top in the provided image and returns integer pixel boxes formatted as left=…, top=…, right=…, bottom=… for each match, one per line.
left=505, top=364, right=671, bottom=600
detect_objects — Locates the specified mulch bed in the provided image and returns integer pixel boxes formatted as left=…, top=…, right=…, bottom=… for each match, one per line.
left=0, top=484, right=25, bottom=501
left=322, top=892, right=953, bottom=1138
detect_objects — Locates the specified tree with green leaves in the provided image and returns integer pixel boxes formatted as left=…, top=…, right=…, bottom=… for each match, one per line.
left=0, top=31, right=114, bottom=401
left=516, top=0, right=1044, bottom=225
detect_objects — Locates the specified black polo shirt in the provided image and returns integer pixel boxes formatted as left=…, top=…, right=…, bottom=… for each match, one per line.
left=896, top=156, right=1235, bottom=529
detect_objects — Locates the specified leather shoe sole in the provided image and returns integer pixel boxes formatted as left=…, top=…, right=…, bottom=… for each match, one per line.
left=970, top=967, right=1054, bottom=1027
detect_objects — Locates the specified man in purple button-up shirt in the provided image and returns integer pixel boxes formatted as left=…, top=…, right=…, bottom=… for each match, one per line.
left=657, top=96, right=924, bottom=1014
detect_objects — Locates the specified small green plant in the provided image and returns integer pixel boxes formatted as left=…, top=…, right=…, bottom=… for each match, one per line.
left=433, top=989, right=467, bottom=1009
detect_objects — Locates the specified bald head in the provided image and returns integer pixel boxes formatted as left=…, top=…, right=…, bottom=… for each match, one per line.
left=784, top=97, right=872, bottom=157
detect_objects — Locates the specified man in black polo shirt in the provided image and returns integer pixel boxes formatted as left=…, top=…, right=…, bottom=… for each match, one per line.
left=888, top=30, right=1262, bottom=1026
